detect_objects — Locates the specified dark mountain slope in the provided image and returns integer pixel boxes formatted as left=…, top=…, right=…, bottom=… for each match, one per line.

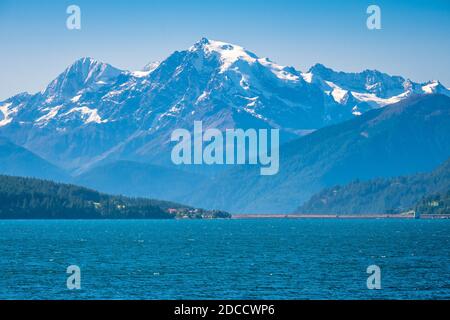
left=74, top=160, right=210, bottom=203
left=0, top=137, right=68, bottom=181
left=297, top=157, right=450, bottom=214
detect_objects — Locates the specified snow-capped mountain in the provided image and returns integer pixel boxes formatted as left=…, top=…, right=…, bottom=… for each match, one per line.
left=0, top=38, right=448, bottom=173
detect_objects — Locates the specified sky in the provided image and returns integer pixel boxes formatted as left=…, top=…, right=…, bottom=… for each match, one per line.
left=0, top=0, right=449, bottom=100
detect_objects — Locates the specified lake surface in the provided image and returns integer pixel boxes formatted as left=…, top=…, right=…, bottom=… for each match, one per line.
left=0, top=219, right=449, bottom=300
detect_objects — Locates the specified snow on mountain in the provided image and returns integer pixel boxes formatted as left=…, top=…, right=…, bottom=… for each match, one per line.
left=131, top=61, right=160, bottom=78
left=308, top=63, right=408, bottom=98
left=421, top=80, right=449, bottom=95
left=0, top=102, right=15, bottom=127
left=64, top=107, right=107, bottom=124
left=43, top=57, right=122, bottom=98
left=0, top=38, right=448, bottom=172
left=305, top=63, right=450, bottom=115
left=35, top=105, right=63, bottom=126
left=194, top=38, right=300, bottom=82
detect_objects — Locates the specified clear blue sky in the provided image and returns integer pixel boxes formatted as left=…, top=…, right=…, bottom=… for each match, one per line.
left=0, top=0, right=449, bottom=100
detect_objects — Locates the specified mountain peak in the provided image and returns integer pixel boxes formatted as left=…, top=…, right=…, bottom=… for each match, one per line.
left=190, top=37, right=213, bottom=51
left=189, top=38, right=270, bottom=75
left=131, top=61, right=160, bottom=78
left=309, top=63, right=330, bottom=71
left=44, top=57, right=122, bottom=97
left=421, top=80, right=449, bottom=94
left=65, top=57, right=118, bottom=75
left=72, top=56, right=97, bottom=65
left=190, top=38, right=257, bottom=57
left=65, top=57, right=109, bottom=73
left=197, top=37, right=211, bottom=45
left=143, top=61, right=160, bottom=72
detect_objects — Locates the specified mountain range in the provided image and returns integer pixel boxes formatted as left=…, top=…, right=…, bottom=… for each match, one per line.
left=1, top=38, right=448, bottom=172
left=1, top=38, right=449, bottom=213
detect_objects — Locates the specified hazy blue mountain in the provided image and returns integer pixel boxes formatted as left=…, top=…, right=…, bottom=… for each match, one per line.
left=74, top=160, right=210, bottom=203
left=297, top=157, right=450, bottom=214
left=0, top=137, right=68, bottom=181
left=0, top=39, right=447, bottom=174
left=186, top=94, right=450, bottom=213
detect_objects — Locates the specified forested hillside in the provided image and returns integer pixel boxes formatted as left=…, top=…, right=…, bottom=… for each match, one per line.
left=297, top=157, right=450, bottom=214
left=0, top=175, right=230, bottom=219
left=415, top=190, right=450, bottom=215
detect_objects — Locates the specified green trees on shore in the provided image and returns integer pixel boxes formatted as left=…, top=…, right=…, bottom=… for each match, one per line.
left=415, top=190, right=450, bottom=215
left=0, top=175, right=230, bottom=219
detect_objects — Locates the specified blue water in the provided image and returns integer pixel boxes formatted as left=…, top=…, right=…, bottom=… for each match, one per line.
left=0, top=219, right=449, bottom=300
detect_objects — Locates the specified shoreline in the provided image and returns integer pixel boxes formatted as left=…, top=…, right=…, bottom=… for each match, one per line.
left=0, top=214, right=448, bottom=221
left=231, top=214, right=450, bottom=219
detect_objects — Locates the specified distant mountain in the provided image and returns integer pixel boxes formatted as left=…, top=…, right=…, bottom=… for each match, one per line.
left=0, top=137, right=67, bottom=181
left=188, top=94, right=450, bottom=213
left=0, top=39, right=448, bottom=174
left=0, top=175, right=230, bottom=219
left=74, top=160, right=209, bottom=202
left=43, top=57, right=123, bottom=99
left=297, top=157, right=450, bottom=214
left=308, top=63, right=449, bottom=99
